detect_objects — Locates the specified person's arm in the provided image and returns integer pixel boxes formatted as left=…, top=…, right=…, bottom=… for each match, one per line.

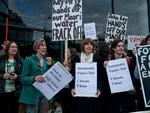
left=134, top=65, right=140, bottom=79
left=20, top=57, right=35, bottom=85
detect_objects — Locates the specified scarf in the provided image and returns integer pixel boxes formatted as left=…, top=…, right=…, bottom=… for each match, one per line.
left=81, top=52, right=93, bottom=63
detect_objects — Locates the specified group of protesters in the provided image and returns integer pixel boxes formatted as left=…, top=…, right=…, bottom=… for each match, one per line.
left=0, top=34, right=150, bottom=113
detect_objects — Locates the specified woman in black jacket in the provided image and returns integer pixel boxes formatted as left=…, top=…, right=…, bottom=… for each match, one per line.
left=70, top=38, right=105, bottom=113
left=104, top=39, right=136, bottom=113
left=0, top=41, right=24, bottom=113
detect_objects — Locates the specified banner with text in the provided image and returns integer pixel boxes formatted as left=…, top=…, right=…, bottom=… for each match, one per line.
left=136, top=45, right=150, bottom=107
left=84, top=22, right=97, bottom=39
left=75, top=62, right=97, bottom=97
left=127, top=35, right=145, bottom=50
left=52, top=0, right=82, bottom=41
left=106, top=58, right=133, bottom=93
left=33, top=62, right=73, bottom=100
left=105, top=13, right=128, bottom=45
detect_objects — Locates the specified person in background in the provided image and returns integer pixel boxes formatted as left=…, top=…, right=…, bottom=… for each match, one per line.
left=104, top=39, right=136, bottom=112
left=57, top=47, right=77, bottom=113
left=53, top=97, right=62, bottom=113
left=0, top=41, right=24, bottom=113
left=0, top=40, right=9, bottom=56
left=96, top=41, right=113, bottom=112
left=63, top=47, right=77, bottom=71
left=70, top=38, right=105, bottom=113
left=19, top=39, right=52, bottom=113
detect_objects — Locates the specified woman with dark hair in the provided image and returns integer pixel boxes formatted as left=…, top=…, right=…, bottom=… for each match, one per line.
left=0, top=41, right=24, bottom=113
left=104, top=39, right=136, bottom=112
left=97, top=41, right=112, bottom=61
left=63, top=47, right=77, bottom=71
left=56, top=47, right=78, bottom=113
left=70, top=38, right=105, bottom=113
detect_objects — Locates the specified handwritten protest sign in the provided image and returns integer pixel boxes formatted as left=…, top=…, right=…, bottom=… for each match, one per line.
left=84, top=22, right=97, bottom=39
left=52, top=0, right=82, bottom=41
left=106, top=58, right=133, bottom=93
left=33, top=62, right=73, bottom=100
left=75, top=62, right=97, bottom=97
left=105, top=13, right=128, bottom=45
left=127, top=35, right=145, bottom=50
left=136, top=45, right=150, bottom=107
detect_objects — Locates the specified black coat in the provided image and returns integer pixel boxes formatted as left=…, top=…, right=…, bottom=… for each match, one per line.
left=70, top=53, right=105, bottom=91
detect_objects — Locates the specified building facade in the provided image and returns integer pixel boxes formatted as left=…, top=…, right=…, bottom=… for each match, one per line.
left=0, top=0, right=149, bottom=61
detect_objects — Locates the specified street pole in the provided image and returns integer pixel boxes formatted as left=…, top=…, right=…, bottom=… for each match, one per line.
left=44, top=17, right=51, bottom=38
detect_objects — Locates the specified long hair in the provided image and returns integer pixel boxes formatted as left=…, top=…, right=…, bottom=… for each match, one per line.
left=68, top=47, right=77, bottom=62
left=5, top=41, right=20, bottom=59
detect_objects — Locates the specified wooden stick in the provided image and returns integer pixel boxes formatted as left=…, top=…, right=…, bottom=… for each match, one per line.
left=65, top=40, right=68, bottom=61
left=5, top=17, right=8, bottom=41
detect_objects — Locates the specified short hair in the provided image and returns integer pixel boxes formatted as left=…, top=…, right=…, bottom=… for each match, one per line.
left=80, top=38, right=96, bottom=52
left=33, top=39, right=46, bottom=52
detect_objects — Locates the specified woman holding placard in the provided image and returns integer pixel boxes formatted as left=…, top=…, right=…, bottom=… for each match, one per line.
left=104, top=39, right=136, bottom=112
left=19, top=39, right=52, bottom=113
left=70, top=38, right=105, bottom=113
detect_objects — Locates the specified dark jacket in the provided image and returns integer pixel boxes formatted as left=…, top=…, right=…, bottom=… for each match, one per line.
left=70, top=53, right=105, bottom=92
left=0, top=55, right=24, bottom=95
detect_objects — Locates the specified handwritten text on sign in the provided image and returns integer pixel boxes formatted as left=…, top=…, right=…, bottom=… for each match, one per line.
left=52, top=0, right=82, bottom=41
left=105, top=13, right=128, bottom=45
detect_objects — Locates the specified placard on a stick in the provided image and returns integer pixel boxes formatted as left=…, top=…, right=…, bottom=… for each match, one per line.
left=52, top=0, right=83, bottom=41
left=105, top=13, right=128, bottom=46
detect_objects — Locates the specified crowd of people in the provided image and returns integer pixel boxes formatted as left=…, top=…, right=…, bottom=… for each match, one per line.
left=0, top=35, right=150, bottom=113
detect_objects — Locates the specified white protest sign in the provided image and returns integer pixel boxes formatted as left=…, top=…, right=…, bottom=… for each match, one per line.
left=52, top=0, right=82, bottom=41
left=33, top=62, right=73, bottom=100
left=84, top=22, right=97, bottom=39
left=127, top=35, right=145, bottom=50
left=75, top=62, right=97, bottom=97
left=106, top=58, right=133, bottom=93
left=105, top=13, right=128, bottom=45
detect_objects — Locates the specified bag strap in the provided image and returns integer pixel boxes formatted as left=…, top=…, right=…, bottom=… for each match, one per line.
left=126, top=56, right=131, bottom=67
